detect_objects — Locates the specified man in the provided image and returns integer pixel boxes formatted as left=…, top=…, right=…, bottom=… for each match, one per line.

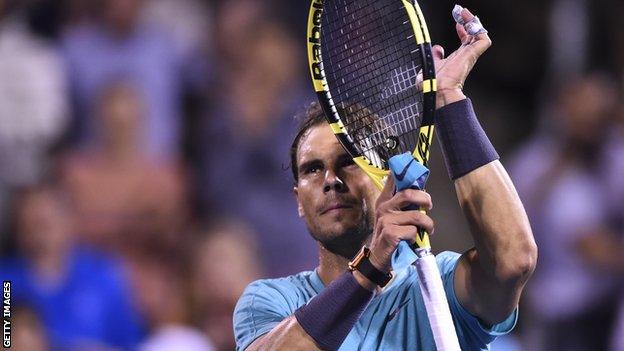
left=234, top=6, right=537, bottom=351
left=511, top=73, right=623, bottom=351
left=0, top=185, right=145, bottom=350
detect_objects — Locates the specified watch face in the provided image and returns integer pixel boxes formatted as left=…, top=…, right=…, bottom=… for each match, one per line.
left=348, top=246, right=369, bottom=271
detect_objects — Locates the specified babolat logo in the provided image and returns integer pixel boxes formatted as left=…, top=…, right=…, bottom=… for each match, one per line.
left=308, top=0, right=324, bottom=81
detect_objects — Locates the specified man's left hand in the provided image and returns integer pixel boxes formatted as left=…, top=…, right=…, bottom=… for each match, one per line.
left=433, top=6, right=492, bottom=108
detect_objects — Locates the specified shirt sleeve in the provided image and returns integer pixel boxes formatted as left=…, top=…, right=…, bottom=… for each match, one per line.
left=233, top=280, right=293, bottom=351
left=436, top=251, right=518, bottom=349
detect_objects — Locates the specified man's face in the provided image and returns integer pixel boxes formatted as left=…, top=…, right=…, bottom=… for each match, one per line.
left=17, top=191, right=72, bottom=259
left=294, top=124, right=380, bottom=259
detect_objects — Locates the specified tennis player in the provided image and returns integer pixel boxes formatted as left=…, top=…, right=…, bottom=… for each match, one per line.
left=234, top=7, right=537, bottom=351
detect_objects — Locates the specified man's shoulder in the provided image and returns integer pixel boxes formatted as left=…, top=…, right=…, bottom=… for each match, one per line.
left=245, top=270, right=316, bottom=292
left=237, top=271, right=318, bottom=310
left=234, top=270, right=318, bottom=326
left=435, top=251, right=462, bottom=271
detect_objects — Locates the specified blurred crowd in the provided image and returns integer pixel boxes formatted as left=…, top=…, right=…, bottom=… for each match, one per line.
left=0, top=0, right=622, bottom=350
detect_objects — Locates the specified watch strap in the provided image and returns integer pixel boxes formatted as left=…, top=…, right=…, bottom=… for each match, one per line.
left=357, top=256, right=392, bottom=287
left=349, top=247, right=393, bottom=287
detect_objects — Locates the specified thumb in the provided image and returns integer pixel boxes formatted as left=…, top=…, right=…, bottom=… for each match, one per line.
left=432, top=45, right=445, bottom=61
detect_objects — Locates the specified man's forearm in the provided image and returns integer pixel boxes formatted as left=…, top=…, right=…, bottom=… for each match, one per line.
left=246, top=316, right=321, bottom=351
left=434, top=97, right=537, bottom=281
left=247, top=272, right=374, bottom=351
left=433, top=97, right=536, bottom=324
left=455, top=161, right=537, bottom=282
left=453, top=161, right=537, bottom=324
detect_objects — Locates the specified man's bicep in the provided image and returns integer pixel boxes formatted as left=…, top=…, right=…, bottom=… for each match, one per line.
left=454, top=249, right=521, bottom=325
left=436, top=251, right=517, bottom=349
left=453, top=249, right=521, bottom=328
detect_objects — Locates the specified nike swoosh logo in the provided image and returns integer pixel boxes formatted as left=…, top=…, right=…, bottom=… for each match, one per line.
left=387, top=299, right=411, bottom=321
left=394, top=158, right=415, bottom=182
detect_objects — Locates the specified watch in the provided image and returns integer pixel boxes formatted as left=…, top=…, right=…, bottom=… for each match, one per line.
left=348, top=246, right=393, bottom=287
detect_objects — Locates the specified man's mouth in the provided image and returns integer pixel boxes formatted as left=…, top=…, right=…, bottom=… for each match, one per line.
left=320, top=202, right=354, bottom=215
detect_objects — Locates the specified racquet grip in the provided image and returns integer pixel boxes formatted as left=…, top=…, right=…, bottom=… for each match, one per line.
left=389, top=153, right=461, bottom=350
left=389, top=153, right=432, bottom=249
left=416, top=253, right=462, bottom=350
left=404, top=194, right=431, bottom=250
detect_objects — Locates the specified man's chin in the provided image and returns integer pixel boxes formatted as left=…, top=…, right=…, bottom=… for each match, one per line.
left=307, top=209, right=373, bottom=260
left=313, top=228, right=370, bottom=260
left=322, top=243, right=361, bottom=260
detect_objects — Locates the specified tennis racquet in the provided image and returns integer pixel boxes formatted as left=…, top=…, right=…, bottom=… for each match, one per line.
left=306, top=0, right=461, bottom=349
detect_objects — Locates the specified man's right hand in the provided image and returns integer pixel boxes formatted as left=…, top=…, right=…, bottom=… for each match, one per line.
left=366, top=176, right=435, bottom=274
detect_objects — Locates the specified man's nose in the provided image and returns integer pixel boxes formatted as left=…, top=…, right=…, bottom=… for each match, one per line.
left=323, top=169, right=347, bottom=193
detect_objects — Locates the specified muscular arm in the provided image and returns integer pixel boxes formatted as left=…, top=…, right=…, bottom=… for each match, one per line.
left=431, top=8, right=538, bottom=326
left=246, top=316, right=321, bottom=351
left=241, top=271, right=376, bottom=351
left=453, top=160, right=537, bottom=326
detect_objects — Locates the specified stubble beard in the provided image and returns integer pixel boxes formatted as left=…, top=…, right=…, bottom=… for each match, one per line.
left=308, top=206, right=374, bottom=260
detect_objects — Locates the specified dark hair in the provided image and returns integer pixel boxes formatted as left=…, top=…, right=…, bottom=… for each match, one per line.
left=289, top=101, right=327, bottom=184
left=289, top=101, right=391, bottom=184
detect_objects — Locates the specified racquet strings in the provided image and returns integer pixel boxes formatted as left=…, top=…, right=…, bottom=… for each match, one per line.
left=321, top=0, right=426, bottom=169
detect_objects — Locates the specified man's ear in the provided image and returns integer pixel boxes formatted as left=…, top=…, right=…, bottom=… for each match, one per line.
left=293, top=186, right=304, bottom=217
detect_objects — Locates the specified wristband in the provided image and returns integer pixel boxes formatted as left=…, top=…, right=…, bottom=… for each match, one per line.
left=435, top=98, right=499, bottom=180
left=294, top=272, right=373, bottom=350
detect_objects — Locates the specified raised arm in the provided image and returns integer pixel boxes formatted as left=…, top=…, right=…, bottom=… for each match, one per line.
left=432, top=7, right=537, bottom=325
left=453, top=160, right=537, bottom=325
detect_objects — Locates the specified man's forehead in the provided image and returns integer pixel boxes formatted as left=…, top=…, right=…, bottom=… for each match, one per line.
left=297, top=124, right=345, bottom=161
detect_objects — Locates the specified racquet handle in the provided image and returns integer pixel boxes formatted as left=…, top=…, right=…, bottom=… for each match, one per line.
left=389, top=153, right=461, bottom=351
left=416, top=253, right=462, bottom=350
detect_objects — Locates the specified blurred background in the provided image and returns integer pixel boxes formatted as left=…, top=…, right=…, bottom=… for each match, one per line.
left=0, top=0, right=622, bottom=350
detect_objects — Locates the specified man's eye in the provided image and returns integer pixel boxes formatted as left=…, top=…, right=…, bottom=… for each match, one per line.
left=340, top=158, right=356, bottom=168
left=305, top=164, right=322, bottom=174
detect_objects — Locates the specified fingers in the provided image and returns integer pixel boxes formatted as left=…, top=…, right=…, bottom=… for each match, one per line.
left=415, top=71, right=424, bottom=91
left=461, top=8, right=491, bottom=52
left=470, top=31, right=492, bottom=57
left=455, top=23, right=470, bottom=45
left=459, top=7, right=475, bottom=24
left=378, top=211, right=435, bottom=235
left=377, top=188, right=433, bottom=213
left=370, top=187, right=435, bottom=270
left=375, top=211, right=435, bottom=249
left=432, top=45, right=445, bottom=61
left=452, top=5, right=492, bottom=54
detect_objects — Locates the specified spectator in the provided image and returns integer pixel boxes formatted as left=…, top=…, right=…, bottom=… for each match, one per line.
left=61, top=0, right=204, bottom=158
left=140, top=0, right=212, bottom=70
left=60, top=81, right=187, bottom=254
left=0, top=2, right=68, bottom=244
left=0, top=185, right=145, bottom=350
left=191, top=221, right=263, bottom=351
left=10, top=306, right=50, bottom=351
left=202, top=7, right=317, bottom=276
left=608, top=101, right=624, bottom=351
left=510, top=73, right=624, bottom=351
left=133, top=256, right=216, bottom=351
